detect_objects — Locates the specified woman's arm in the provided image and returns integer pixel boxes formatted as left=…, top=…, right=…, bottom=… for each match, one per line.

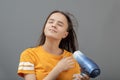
left=24, top=74, right=36, bottom=80
left=43, top=65, right=62, bottom=80
left=43, top=56, right=75, bottom=80
left=23, top=56, right=74, bottom=80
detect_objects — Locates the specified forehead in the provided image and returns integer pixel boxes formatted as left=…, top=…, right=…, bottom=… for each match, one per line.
left=48, top=12, right=68, bottom=23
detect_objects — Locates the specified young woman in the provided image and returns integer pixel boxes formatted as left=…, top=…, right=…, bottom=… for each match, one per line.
left=17, top=10, right=90, bottom=80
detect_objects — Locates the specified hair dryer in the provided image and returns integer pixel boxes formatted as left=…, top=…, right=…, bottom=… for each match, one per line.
left=73, top=50, right=101, bottom=78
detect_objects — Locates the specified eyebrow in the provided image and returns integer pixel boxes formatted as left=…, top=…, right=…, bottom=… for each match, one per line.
left=48, top=19, right=64, bottom=25
left=48, top=19, right=54, bottom=21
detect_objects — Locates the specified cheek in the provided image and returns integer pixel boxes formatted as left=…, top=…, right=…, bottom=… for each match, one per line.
left=44, top=25, right=49, bottom=32
left=59, top=31, right=68, bottom=38
left=44, top=27, right=48, bottom=35
left=59, top=27, right=68, bottom=34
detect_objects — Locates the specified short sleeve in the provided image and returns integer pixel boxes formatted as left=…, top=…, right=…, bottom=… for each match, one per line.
left=17, top=48, right=35, bottom=77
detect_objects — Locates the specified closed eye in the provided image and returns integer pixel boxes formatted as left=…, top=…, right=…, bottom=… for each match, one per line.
left=48, top=19, right=54, bottom=23
left=57, top=23, right=63, bottom=27
left=57, top=21, right=64, bottom=27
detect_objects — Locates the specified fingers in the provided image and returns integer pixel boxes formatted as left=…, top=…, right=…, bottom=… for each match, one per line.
left=73, top=74, right=80, bottom=80
left=63, top=56, right=73, bottom=60
left=73, top=74, right=90, bottom=80
left=63, top=56, right=75, bottom=69
left=66, top=56, right=75, bottom=66
left=62, top=56, right=74, bottom=64
left=65, top=56, right=74, bottom=61
left=81, top=73, right=90, bottom=80
left=57, top=56, right=75, bottom=71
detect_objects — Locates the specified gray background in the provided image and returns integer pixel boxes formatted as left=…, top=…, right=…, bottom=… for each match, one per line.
left=0, top=0, right=120, bottom=80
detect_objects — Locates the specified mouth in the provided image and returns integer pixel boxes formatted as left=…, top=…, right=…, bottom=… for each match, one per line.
left=49, top=29, right=57, bottom=33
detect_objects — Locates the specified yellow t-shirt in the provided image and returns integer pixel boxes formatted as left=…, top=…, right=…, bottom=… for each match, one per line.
left=18, top=46, right=81, bottom=80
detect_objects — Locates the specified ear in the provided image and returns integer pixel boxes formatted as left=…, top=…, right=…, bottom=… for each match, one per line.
left=63, top=32, right=69, bottom=38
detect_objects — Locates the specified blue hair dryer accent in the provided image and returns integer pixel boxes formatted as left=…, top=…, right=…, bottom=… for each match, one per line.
left=73, top=51, right=101, bottom=78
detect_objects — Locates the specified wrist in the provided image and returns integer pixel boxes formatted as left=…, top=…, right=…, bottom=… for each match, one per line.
left=54, top=66, right=62, bottom=73
left=43, top=66, right=62, bottom=80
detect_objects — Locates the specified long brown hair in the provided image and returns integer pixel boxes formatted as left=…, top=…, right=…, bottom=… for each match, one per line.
left=38, top=10, right=79, bottom=53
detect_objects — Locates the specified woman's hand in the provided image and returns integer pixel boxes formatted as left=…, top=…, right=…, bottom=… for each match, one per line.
left=73, top=73, right=90, bottom=80
left=56, top=56, right=75, bottom=72
left=43, top=56, right=75, bottom=80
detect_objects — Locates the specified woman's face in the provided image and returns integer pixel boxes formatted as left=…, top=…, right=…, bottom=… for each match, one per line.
left=44, top=12, right=69, bottom=40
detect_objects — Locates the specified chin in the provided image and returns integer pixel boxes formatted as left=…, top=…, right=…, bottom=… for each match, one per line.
left=46, top=35, right=61, bottom=40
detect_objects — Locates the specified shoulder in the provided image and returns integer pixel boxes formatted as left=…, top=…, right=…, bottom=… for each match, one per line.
left=63, top=49, right=73, bottom=56
left=20, top=46, right=40, bottom=56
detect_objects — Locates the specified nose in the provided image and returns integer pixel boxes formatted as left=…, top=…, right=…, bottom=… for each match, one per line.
left=52, top=22, right=57, bottom=28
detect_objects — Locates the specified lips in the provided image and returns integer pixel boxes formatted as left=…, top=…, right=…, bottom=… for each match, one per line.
left=49, top=29, right=57, bottom=33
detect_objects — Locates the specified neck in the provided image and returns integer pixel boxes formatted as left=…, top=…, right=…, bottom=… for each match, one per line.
left=42, top=37, right=63, bottom=55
